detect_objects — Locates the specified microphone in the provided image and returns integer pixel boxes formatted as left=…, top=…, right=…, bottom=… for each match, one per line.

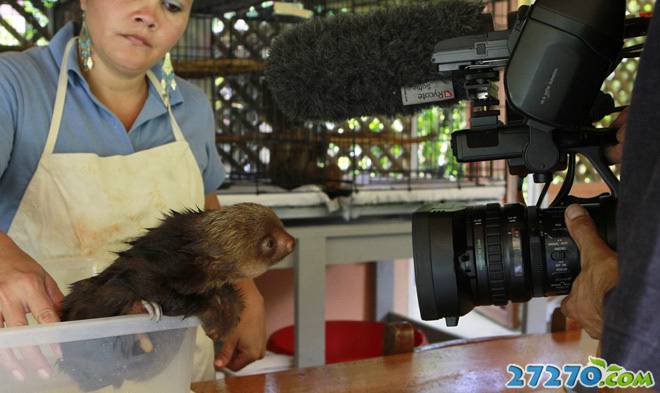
left=265, top=1, right=485, bottom=122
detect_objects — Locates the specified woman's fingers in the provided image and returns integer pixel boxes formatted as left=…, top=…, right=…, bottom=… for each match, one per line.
left=0, top=348, right=26, bottom=382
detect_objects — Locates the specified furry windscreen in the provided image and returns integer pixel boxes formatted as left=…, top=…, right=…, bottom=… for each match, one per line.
left=265, top=0, right=484, bottom=121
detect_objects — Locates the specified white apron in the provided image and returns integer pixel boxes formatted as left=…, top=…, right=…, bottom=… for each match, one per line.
left=6, top=37, right=215, bottom=382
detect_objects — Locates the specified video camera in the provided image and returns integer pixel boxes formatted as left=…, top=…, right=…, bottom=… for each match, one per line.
left=412, top=0, right=650, bottom=326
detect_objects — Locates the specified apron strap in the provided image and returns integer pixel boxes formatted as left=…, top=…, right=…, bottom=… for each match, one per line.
left=44, top=38, right=187, bottom=155
left=44, top=37, right=76, bottom=155
left=146, top=71, right=186, bottom=143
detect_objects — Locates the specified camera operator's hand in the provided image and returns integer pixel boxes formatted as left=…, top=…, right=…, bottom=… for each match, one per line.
left=561, top=204, right=619, bottom=339
left=605, top=107, right=628, bottom=164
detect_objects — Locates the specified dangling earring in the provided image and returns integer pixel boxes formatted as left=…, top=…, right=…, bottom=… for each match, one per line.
left=161, top=52, right=177, bottom=105
left=79, top=12, right=94, bottom=71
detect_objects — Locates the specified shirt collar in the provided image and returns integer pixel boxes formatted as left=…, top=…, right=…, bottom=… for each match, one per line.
left=48, top=22, right=184, bottom=111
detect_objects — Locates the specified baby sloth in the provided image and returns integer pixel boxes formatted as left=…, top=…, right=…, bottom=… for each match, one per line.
left=60, top=202, right=295, bottom=341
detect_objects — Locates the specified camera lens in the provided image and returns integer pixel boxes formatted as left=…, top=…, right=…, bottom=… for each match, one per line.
left=412, top=198, right=616, bottom=326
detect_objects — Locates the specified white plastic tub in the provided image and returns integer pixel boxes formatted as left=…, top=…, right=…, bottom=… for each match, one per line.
left=0, top=256, right=199, bottom=392
left=0, top=314, right=199, bottom=393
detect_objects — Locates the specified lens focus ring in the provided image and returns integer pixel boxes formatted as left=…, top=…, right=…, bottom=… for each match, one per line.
left=485, top=204, right=507, bottom=305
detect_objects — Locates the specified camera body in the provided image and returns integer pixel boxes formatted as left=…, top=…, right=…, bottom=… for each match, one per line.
left=434, top=0, right=627, bottom=187
left=411, top=0, right=647, bottom=326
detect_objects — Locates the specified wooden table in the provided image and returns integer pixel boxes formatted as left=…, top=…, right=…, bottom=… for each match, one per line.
left=191, top=330, right=598, bottom=393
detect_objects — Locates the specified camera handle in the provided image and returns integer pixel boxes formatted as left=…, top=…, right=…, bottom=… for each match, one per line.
left=556, top=126, right=619, bottom=203
left=564, top=145, right=619, bottom=198
left=452, top=124, right=619, bottom=205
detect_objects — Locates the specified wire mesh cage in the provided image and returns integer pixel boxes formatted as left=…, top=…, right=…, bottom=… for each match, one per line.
left=0, top=1, right=53, bottom=51
left=171, top=0, right=509, bottom=196
left=3, top=0, right=647, bottom=195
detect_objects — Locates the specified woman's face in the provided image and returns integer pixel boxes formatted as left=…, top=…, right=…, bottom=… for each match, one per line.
left=80, top=0, right=191, bottom=76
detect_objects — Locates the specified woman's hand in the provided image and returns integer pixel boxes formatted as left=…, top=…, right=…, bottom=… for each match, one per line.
left=214, top=278, right=266, bottom=371
left=0, top=233, right=64, bottom=380
left=0, top=243, right=63, bottom=328
left=205, top=194, right=267, bottom=370
left=561, top=205, right=619, bottom=339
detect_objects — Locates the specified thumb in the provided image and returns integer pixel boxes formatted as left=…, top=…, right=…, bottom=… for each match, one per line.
left=564, top=204, right=607, bottom=252
left=214, top=336, right=237, bottom=368
left=560, top=294, right=572, bottom=318
left=44, top=275, right=64, bottom=312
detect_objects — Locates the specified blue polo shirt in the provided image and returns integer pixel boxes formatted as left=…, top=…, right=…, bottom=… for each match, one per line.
left=0, top=23, right=225, bottom=232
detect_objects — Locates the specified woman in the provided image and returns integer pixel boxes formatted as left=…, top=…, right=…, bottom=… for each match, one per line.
left=0, top=0, right=266, bottom=382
